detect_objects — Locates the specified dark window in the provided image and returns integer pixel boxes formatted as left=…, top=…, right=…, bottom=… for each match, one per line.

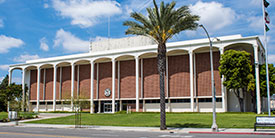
left=171, top=99, right=190, bottom=103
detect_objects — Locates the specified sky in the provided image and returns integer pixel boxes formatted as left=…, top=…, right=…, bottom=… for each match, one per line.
left=0, top=0, right=274, bottom=83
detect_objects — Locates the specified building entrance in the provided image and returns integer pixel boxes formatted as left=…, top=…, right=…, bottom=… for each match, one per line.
left=103, top=103, right=112, bottom=113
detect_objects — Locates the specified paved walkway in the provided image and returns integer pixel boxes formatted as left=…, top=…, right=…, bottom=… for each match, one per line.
left=1, top=113, right=275, bottom=135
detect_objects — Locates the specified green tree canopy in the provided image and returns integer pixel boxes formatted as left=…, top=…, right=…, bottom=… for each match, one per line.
left=0, top=75, right=23, bottom=111
left=219, top=50, right=252, bottom=112
left=260, top=64, right=275, bottom=97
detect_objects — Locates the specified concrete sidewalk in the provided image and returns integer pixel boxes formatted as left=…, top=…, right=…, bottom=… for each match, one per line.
left=1, top=122, right=275, bottom=135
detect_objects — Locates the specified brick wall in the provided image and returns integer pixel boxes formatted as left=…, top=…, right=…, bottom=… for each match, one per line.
left=119, top=60, right=136, bottom=98
left=79, top=64, right=91, bottom=99
left=93, top=64, right=97, bottom=99
left=61, top=66, right=72, bottom=99
left=143, top=58, right=159, bottom=98
left=195, top=52, right=221, bottom=96
left=45, top=68, right=53, bottom=100
left=98, top=62, right=118, bottom=99
left=56, top=67, right=60, bottom=100
left=30, top=70, right=37, bottom=100
left=168, top=55, right=190, bottom=97
left=39, top=69, right=44, bottom=100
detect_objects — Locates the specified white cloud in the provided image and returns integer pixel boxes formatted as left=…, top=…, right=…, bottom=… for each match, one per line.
left=268, top=54, right=275, bottom=64
left=40, top=37, right=49, bottom=51
left=52, top=0, right=122, bottom=28
left=122, top=0, right=151, bottom=17
left=189, top=1, right=237, bottom=31
left=0, top=64, right=9, bottom=71
left=54, top=29, right=89, bottom=53
left=0, top=35, right=24, bottom=53
left=0, top=19, right=3, bottom=28
left=247, top=16, right=263, bottom=31
left=13, top=54, right=40, bottom=63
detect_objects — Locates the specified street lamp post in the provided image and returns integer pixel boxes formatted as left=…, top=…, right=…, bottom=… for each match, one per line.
left=199, top=24, right=218, bottom=132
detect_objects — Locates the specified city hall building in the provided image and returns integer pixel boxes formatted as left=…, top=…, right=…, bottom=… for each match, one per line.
left=9, top=34, right=265, bottom=113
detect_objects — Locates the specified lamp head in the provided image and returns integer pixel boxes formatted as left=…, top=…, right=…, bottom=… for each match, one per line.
left=199, top=24, right=203, bottom=27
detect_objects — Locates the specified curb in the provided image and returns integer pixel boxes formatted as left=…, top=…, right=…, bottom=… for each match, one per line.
left=189, top=131, right=275, bottom=135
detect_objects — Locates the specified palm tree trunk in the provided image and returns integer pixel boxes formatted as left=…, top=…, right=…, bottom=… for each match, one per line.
left=157, top=42, right=167, bottom=130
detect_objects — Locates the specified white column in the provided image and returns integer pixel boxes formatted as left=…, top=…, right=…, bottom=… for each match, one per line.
left=90, top=60, right=95, bottom=113
left=189, top=51, right=194, bottom=112
left=53, top=65, right=57, bottom=111
left=135, top=56, right=139, bottom=112
left=220, top=48, right=227, bottom=112
left=36, top=66, right=41, bottom=112
left=8, top=69, right=12, bottom=85
left=254, top=45, right=261, bottom=114
left=22, top=68, right=26, bottom=111
left=112, top=59, right=116, bottom=113
left=71, top=63, right=75, bottom=111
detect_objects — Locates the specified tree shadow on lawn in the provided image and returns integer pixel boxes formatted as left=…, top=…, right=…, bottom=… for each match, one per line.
left=167, top=123, right=210, bottom=128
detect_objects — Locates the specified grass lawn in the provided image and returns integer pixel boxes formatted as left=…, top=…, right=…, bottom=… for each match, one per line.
left=0, top=112, right=8, bottom=120
left=24, top=112, right=274, bottom=128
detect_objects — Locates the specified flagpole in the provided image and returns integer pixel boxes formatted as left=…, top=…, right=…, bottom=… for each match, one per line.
left=262, top=0, right=271, bottom=116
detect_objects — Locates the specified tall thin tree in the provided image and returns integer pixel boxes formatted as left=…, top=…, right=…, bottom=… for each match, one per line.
left=124, top=0, right=199, bottom=130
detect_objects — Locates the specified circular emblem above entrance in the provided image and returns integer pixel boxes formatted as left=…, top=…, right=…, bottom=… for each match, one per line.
left=104, top=88, right=111, bottom=97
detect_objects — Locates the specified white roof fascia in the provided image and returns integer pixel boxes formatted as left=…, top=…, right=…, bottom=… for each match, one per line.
left=10, top=35, right=262, bottom=68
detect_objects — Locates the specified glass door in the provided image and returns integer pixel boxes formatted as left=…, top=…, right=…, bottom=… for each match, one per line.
left=104, top=103, right=112, bottom=113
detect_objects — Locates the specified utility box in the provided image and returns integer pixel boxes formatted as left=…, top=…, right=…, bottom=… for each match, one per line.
left=8, top=111, right=17, bottom=120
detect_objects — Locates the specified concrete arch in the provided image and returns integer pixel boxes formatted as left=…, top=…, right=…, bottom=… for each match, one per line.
left=193, top=46, right=220, bottom=53
left=40, top=63, right=54, bottom=69
left=74, top=59, right=90, bottom=65
left=115, top=55, right=135, bottom=61
left=139, top=52, right=157, bottom=59
left=223, top=43, right=254, bottom=55
left=56, top=61, right=71, bottom=67
left=94, top=57, right=112, bottom=63
left=167, top=49, right=189, bottom=56
left=25, top=65, right=37, bottom=70
left=10, top=67, right=24, bottom=72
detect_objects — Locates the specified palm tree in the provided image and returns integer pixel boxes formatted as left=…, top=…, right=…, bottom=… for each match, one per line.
left=123, top=0, right=199, bottom=130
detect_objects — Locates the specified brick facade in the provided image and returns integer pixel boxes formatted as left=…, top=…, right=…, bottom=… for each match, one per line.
left=168, top=55, right=190, bottom=97
left=56, top=67, right=60, bottom=100
left=119, top=60, right=135, bottom=98
left=98, top=62, right=118, bottom=99
left=195, top=52, right=221, bottom=96
left=61, top=66, right=71, bottom=99
left=28, top=54, right=222, bottom=101
left=30, top=70, right=37, bottom=100
left=45, top=68, right=53, bottom=100
left=143, top=58, right=160, bottom=98
left=78, top=64, right=91, bottom=99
